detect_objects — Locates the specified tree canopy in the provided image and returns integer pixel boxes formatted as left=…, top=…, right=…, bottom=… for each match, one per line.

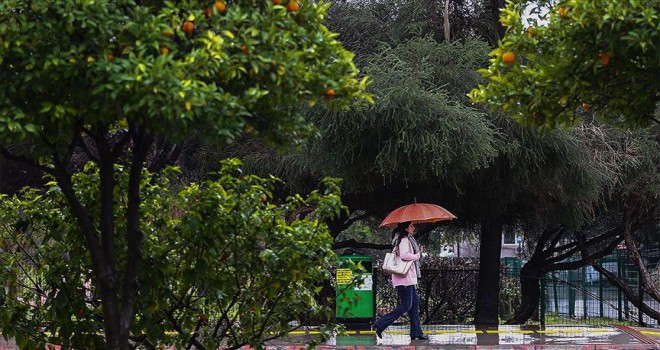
left=0, top=0, right=368, bottom=148
left=469, top=0, right=659, bottom=129
left=0, top=0, right=369, bottom=348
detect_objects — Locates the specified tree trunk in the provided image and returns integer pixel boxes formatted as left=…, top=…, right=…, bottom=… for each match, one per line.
left=51, top=127, right=153, bottom=350
left=491, top=0, right=506, bottom=40
left=591, top=262, right=660, bottom=322
left=474, top=217, right=504, bottom=326
left=508, top=225, right=565, bottom=324
left=52, top=162, right=122, bottom=349
left=622, top=208, right=660, bottom=302
left=443, top=0, right=450, bottom=42
left=508, top=259, right=541, bottom=324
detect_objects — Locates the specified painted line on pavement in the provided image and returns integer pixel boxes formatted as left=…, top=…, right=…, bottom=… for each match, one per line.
left=290, top=328, right=622, bottom=336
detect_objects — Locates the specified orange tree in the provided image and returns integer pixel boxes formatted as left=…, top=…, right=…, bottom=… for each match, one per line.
left=469, top=0, right=659, bottom=128
left=0, top=0, right=368, bottom=349
left=0, top=160, right=344, bottom=349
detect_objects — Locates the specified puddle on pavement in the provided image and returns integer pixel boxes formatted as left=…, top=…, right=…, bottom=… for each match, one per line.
left=326, top=325, right=641, bottom=346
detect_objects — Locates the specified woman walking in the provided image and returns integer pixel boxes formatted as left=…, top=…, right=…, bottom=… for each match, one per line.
left=373, top=221, right=428, bottom=340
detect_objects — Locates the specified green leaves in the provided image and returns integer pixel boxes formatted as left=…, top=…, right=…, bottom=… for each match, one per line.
left=0, top=160, right=341, bottom=348
left=301, top=36, right=498, bottom=191
left=0, top=0, right=369, bottom=152
left=469, top=0, right=659, bottom=129
left=0, top=1, right=368, bottom=348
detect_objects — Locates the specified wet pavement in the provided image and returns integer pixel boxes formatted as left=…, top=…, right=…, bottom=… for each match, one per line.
left=1, top=325, right=659, bottom=349
left=264, top=325, right=660, bottom=349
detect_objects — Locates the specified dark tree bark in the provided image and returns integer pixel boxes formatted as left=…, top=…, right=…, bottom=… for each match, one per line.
left=510, top=201, right=658, bottom=325
left=620, top=200, right=660, bottom=302
left=591, top=262, right=660, bottom=321
left=508, top=226, right=564, bottom=324
left=32, top=123, right=155, bottom=350
left=118, top=125, right=153, bottom=348
left=490, top=0, right=506, bottom=41
left=474, top=216, right=504, bottom=326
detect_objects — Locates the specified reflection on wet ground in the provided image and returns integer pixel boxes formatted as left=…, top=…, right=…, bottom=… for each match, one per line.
left=2, top=325, right=659, bottom=349
left=366, top=325, right=640, bottom=346
left=266, top=324, right=660, bottom=349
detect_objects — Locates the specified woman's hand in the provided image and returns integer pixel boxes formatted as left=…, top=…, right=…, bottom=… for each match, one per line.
left=420, top=245, right=428, bottom=258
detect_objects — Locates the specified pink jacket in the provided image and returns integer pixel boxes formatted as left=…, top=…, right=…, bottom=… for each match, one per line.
left=391, top=237, right=421, bottom=287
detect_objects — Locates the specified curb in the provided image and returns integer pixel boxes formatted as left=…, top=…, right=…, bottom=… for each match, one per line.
left=614, top=325, right=660, bottom=346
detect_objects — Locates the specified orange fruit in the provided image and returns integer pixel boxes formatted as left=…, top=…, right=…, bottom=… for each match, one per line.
left=107, top=53, right=115, bottom=61
left=581, top=103, right=592, bottom=111
left=324, top=88, right=336, bottom=99
left=598, top=53, right=610, bottom=66
left=272, top=0, right=282, bottom=4
left=287, top=0, right=300, bottom=12
left=163, top=31, right=175, bottom=37
left=214, top=1, right=227, bottom=14
left=182, top=21, right=194, bottom=35
left=557, top=6, right=569, bottom=19
left=240, top=45, right=249, bottom=54
left=203, top=7, right=213, bottom=17
left=501, top=51, right=516, bottom=64
left=160, top=47, right=170, bottom=55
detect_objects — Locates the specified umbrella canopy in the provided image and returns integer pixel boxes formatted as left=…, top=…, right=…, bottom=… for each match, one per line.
left=379, top=203, right=456, bottom=227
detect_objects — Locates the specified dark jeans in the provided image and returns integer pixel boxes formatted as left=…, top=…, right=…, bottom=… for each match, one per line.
left=373, top=284, right=424, bottom=337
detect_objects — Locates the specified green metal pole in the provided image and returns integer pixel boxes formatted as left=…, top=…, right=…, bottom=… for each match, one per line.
left=598, top=258, right=604, bottom=318
left=553, top=273, right=559, bottom=314
left=623, top=255, right=630, bottom=319
left=568, top=269, right=576, bottom=318
left=582, top=266, right=588, bottom=320
left=638, top=272, right=643, bottom=325
left=617, top=251, right=623, bottom=321
left=540, top=273, right=546, bottom=327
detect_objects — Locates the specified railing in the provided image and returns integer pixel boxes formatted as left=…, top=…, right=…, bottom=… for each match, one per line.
left=539, top=249, right=660, bottom=327
left=372, top=249, right=659, bottom=327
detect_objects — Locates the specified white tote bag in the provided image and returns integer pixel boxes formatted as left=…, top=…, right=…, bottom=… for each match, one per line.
left=381, top=248, right=413, bottom=275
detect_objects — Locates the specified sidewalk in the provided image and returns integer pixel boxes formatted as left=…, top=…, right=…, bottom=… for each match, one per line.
left=265, top=325, right=660, bottom=349
left=2, top=325, right=659, bottom=349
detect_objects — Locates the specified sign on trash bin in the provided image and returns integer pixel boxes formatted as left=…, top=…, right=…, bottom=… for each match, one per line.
left=335, top=255, right=375, bottom=326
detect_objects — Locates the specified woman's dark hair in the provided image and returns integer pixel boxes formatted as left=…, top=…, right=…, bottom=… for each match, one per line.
left=391, top=221, right=411, bottom=244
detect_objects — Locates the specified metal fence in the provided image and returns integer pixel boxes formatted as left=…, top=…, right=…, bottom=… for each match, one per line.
left=540, top=248, right=660, bottom=327
left=374, top=267, right=479, bottom=325
left=373, top=248, right=660, bottom=326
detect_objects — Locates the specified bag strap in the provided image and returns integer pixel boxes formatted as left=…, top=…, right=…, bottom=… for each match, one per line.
left=393, top=238, right=402, bottom=256
left=394, top=237, right=413, bottom=257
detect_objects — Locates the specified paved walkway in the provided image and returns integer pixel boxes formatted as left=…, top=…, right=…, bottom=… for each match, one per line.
left=265, top=325, right=660, bottom=349
left=2, top=325, right=659, bottom=349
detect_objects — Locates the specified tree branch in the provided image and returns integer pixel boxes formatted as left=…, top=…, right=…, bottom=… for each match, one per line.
left=333, top=239, right=392, bottom=250
left=0, top=145, right=50, bottom=174
left=590, top=261, right=660, bottom=322
left=120, top=123, right=153, bottom=342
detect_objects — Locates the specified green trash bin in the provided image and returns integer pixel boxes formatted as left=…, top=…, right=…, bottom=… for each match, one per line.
left=335, top=255, right=375, bottom=327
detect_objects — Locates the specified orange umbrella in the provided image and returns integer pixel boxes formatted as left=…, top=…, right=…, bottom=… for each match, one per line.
left=379, top=203, right=456, bottom=227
